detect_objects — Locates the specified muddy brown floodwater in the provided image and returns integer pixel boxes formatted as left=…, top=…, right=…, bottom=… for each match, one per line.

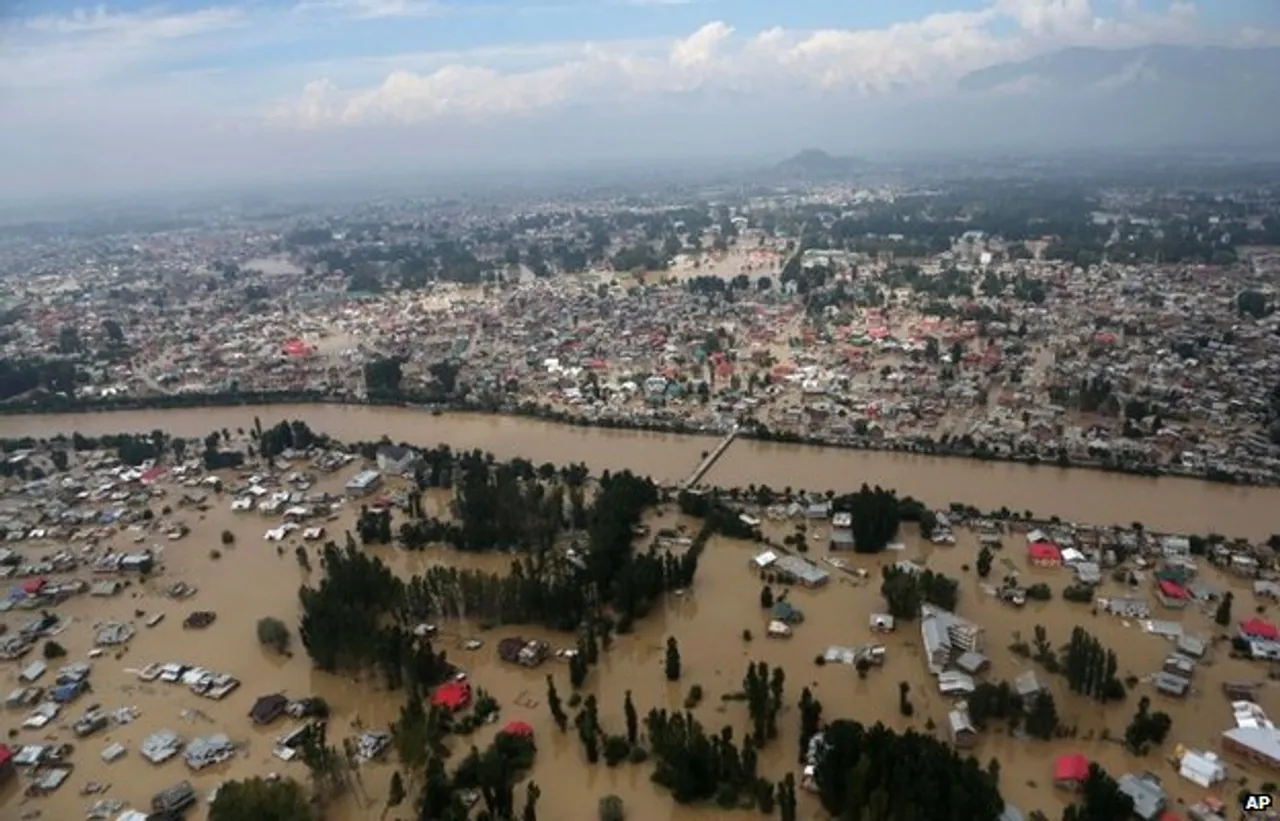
left=1, top=408, right=1278, bottom=821
left=3, top=404, right=1280, bottom=538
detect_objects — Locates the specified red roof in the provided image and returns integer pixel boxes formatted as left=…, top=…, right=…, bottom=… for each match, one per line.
left=282, top=338, right=312, bottom=357
left=140, top=466, right=166, bottom=483
left=0, top=744, right=12, bottom=767
left=1054, top=754, right=1089, bottom=783
left=430, top=680, right=472, bottom=711
left=1240, top=617, right=1280, bottom=640
left=1157, top=580, right=1189, bottom=600
left=1028, top=542, right=1062, bottom=561
left=502, top=720, right=534, bottom=738
left=21, top=578, right=46, bottom=595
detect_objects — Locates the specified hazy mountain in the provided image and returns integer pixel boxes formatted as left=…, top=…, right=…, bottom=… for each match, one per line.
left=959, top=45, right=1280, bottom=93
left=772, top=149, right=868, bottom=180
left=950, top=46, right=1280, bottom=151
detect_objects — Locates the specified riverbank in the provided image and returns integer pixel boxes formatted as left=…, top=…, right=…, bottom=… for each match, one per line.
left=3, top=402, right=1279, bottom=540
left=0, top=391, right=1270, bottom=488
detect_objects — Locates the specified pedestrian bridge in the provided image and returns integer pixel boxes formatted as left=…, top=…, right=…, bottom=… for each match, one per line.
left=679, top=426, right=740, bottom=491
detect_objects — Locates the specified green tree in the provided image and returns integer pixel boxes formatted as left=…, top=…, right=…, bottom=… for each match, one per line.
left=1062, top=764, right=1134, bottom=821
left=210, top=777, right=315, bottom=821
left=1215, top=592, right=1234, bottom=627
left=387, top=771, right=405, bottom=807
left=522, top=781, right=541, bottom=821
left=1124, top=696, right=1173, bottom=755
left=760, top=585, right=774, bottom=609
left=546, top=675, right=568, bottom=731
left=624, top=690, right=638, bottom=745
left=664, top=637, right=682, bottom=681
left=257, top=616, right=291, bottom=654
left=599, top=794, right=625, bottom=821
left=976, top=545, right=993, bottom=578
left=1025, top=691, right=1059, bottom=740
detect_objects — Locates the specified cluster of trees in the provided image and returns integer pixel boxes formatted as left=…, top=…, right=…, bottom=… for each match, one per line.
left=811, top=720, right=1006, bottom=819
left=568, top=620, right=608, bottom=688
left=833, top=484, right=901, bottom=552
left=297, top=541, right=454, bottom=694
left=0, top=388, right=345, bottom=416
left=1062, top=764, right=1134, bottom=821
left=397, top=478, right=698, bottom=633
left=611, top=243, right=670, bottom=272
left=1123, top=696, right=1173, bottom=755
left=644, top=708, right=794, bottom=816
left=676, top=491, right=759, bottom=540
left=257, top=418, right=325, bottom=460
left=202, top=430, right=246, bottom=471
left=364, top=357, right=404, bottom=397
left=209, top=776, right=315, bottom=820
left=880, top=565, right=959, bottom=618
left=1064, top=627, right=1125, bottom=703
left=450, top=732, right=539, bottom=819
left=356, top=507, right=394, bottom=544
left=797, top=687, right=823, bottom=765
left=965, top=681, right=1024, bottom=731
left=742, top=661, right=785, bottom=744
left=1023, top=690, right=1061, bottom=741
left=0, top=358, right=78, bottom=402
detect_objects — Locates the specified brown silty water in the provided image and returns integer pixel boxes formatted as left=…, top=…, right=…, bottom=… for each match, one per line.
left=0, top=411, right=1275, bottom=821
left=3, top=404, right=1279, bottom=538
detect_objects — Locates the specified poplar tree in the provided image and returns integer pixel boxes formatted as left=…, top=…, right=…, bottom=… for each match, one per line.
left=665, top=637, right=682, bottom=681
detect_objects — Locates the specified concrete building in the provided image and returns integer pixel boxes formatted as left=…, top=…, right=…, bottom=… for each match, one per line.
left=345, top=469, right=382, bottom=497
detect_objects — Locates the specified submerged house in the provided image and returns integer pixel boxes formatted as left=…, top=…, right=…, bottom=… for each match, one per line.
left=497, top=637, right=549, bottom=668
left=948, top=708, right=977, bottom=748
left=920, top=604, right=983, bottom=678
left=1053, top=754, right=1089, bottom=791
left=249, top=694, right=289, bottom=725
left=1116, top=773, right=1167, bottom=821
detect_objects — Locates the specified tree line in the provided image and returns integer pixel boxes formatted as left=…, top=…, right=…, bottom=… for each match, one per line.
left=880, top=564, right=960, bottom=618
left=812, top=719, right=1007, bottom=820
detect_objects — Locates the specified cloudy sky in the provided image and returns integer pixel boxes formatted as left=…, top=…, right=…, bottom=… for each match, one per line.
left=0, top=0, right=1277, bottom=200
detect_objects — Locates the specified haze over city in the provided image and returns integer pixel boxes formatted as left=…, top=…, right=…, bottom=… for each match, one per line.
left=2, top=0, right=1280, bottom=200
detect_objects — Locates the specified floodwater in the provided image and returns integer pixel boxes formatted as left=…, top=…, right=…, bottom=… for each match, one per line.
left=4, top=458, right=1274, bottom=821
left=2, top=407, right=1279, bottom=820
left=3, top=404, right=1280, bottom=539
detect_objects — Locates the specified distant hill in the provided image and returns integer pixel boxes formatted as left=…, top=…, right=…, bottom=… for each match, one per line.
left=772, top=149, right=868, bottom=181
left=950, top=45, right=1280, bottom=151
left=958, top=44, right=1280, bottom=93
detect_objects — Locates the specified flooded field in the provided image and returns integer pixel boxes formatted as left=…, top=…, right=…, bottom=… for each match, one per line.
left=2, top=435, right=1278, bottom=821
left=3, top=404, right=1280, bottom=540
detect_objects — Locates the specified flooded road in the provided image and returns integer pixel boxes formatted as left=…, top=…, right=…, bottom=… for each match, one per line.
left=3, top=404, right=1280, bottom=539
left=2, top=444, right=1275, bottom=821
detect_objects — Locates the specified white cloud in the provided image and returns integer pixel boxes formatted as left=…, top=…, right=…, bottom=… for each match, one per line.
left=277, top=0, right=1214, bottom=127
left=291, top=0, right=459, bottom=20
left=2, top=0, right=1278, bottom=200
left=0, top=4, right=248, bottom=88
left=22, top=4, right=245, bottom=38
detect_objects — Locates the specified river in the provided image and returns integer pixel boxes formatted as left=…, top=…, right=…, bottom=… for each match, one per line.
left=2, top=404, right=1276, bottom=540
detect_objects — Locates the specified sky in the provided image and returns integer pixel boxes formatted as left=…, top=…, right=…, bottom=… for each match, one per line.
left=1, top=0, right=1278, bottom=201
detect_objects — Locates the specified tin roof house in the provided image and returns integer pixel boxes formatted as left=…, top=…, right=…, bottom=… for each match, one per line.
left=920, top=604, right=983, bottom=679
left=1116, top=773, right=1167, bottom=821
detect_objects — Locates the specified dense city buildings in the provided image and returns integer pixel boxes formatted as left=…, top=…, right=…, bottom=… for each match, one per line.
left=2, top=171, right=1278, bottom=484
